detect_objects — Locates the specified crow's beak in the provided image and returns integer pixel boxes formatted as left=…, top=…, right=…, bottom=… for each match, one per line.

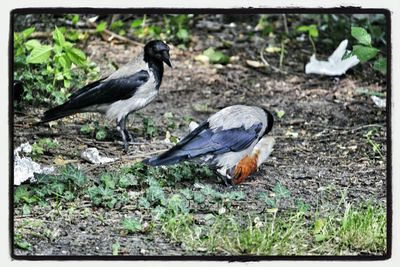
left=161, top=50, right=172, bottom=68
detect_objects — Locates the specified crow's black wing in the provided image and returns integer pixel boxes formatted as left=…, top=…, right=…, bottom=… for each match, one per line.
left=145, top=122, right=262, bottom=166
left=65, top=70, right=150, bottom=110
left=41, top=70, right=149, bottom=123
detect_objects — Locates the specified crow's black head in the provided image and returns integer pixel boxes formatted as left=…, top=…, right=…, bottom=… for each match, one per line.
left=261, top=107, right=274, bottom=136
left=144, top=40, right=172, bottom=68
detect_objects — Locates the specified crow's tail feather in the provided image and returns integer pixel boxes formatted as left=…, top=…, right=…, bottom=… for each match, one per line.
left=143, top=152, right=188, bottom=167
left=39, top=104, right=77, bottom=124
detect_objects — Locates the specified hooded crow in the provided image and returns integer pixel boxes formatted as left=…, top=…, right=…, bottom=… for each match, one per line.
left=143, top=105, right=274, bottom=186
left=40, top=40, right=172, bottom=152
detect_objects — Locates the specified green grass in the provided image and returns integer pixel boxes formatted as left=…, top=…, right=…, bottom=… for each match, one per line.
left=159, top=203, right=386, bottom=255
left=13, top=162, right=387, bottom=255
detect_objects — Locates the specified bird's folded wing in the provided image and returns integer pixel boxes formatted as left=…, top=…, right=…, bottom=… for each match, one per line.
left=182, top=123, right=263, bottom=158
left=148, top=122, right=263, bottom=167
left=64, top=70, right=150, bottom=110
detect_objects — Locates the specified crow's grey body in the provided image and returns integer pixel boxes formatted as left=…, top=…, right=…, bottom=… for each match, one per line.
left=144, top=105, right=274, bottom=184
left=41, top=40, right=172, bottom=152
left=85, top=54, right=159, bottom=122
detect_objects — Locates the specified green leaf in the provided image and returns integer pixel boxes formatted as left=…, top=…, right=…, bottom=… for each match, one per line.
left=22, top=27, right=35, bottom=38
left=66, top=47, right=86, bottom=66
left=25, top=39, right=41, bottom=50
left=95, top=128, right=107, bottom=140
left=26, top=45, right=52, bottom=64
left=276, top=110, right=285, bottom=118
left=96, top=21, right=107, bottom=33
left=203, top=47, right=230, bottom=64
left=297, top=24, right=319, bottom=38
left=130, top=18, right=144, bottom=28
left=80, top=124, right=95, bottom=134
left=64, top=79, right=71, bottom=89
left=177, top=28, right=189, bottom=41
left=352, top=45, right=379, bottom=63
left=72, top=15, right=80, bottom=25
left=57, top=55, right=69, bottom=69
left=53, top=27, right=66, bottom=46
left=273, top=182, right=291, bottom=199
left=112, top=242, right=120, bottom=255
left=315, top=234, right=326, bottom=242
left=264, top=196, right=276, bottom=207
left=308, top=26, right=319, bottom=38
left=373, top=57, right=387, bottom=75
left=351, top=26, right=371, bottom=46
left=122, top=217, right=142, bottom=233
left=314, top=218, right=326, bottom=234
left=15, top=239, right=31, bottom=250
left=138, top=197, right=151, bottom=209
left=14, top=186, right=30, bottom=204
left=111, top=20, right=124, bottom=30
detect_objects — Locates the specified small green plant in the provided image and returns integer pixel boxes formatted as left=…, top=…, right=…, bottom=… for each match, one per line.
left=111, top=242, right=120, bottom=255
left=122, top=217, right=142, bottom=234
left=142, top=117, right=157, bottom=138
left=297, top=24, right=319, bottom=53
left=86, top=172, right=133, bottom=209
left=258, top=181, right=291, bottom=212
left=202, top=47, right=230, bottom=64
left=255, top=15, right=274, bottom=36
left=31, top=138, right=59, bottom=158
left=14, top=233, right=31, bottom=250
left=96, top=21, right=107, bottom=33
left=80, top=122, right=109, bottom=141
left=14, top=26, right=99, bottom=105
left=163, top=15, right=191, bottom=43
left=130, top=14, right=192, bottom=45
left=364, top=129, right=384, bottom=160
left=14, top=165, right=87, bottom=206
left=111, top=20, right=126, bottom=36
left=351, top=26, right=386, bottom=74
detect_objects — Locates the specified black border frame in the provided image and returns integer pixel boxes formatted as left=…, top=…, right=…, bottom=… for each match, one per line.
left=9, top=7, right=392, bottom=261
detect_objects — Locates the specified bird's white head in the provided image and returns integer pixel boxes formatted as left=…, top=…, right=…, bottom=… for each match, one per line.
left=253, top=136, right=275, bottom=167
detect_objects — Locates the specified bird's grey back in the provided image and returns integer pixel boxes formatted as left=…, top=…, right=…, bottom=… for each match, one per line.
left=208, top=105, right=267, bottom=131
left=106, top=52, right=148, bottom=80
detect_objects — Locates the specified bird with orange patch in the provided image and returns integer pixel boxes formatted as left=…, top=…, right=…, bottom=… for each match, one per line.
left=143, top=105, right=275, bottom=186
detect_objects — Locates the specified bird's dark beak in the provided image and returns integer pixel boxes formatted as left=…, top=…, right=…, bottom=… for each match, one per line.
left=161, top=50, right=172, bottom=68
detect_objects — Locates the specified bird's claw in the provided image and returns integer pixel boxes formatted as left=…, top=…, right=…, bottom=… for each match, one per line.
left=216, top=171, right=235, bottom=188
left=123, top=143, right=129, bottom=153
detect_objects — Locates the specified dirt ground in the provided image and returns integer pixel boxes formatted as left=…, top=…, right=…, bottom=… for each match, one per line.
left=13, top=15, right=387, bottom=256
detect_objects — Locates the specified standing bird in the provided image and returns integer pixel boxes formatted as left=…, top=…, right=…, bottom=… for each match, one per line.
left=144, top=105, right=275, bottom=186
left=40, top=40, right=172, bottom=152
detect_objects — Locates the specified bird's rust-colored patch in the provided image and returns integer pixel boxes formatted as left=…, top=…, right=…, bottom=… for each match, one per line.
left=232, top=150, right=259, bottom=185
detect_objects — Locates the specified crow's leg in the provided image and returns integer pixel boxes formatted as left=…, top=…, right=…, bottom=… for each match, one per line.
left=119, top=115, right=133, bottom=142
left=117, top=117, right=129, bottom=152
left=216, top=169, right=235, bottom=188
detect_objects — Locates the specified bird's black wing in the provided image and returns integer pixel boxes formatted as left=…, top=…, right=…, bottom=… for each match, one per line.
left=145, top=122, right=262, bottom=166
left=41, top=70, right=150, bottom=123
left=65, top=70, right=150, bottom=110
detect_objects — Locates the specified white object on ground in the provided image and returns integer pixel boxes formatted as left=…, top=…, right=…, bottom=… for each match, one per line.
left=371, top=95, right=386, bottom=108
left=14, top=142, right=54, bottom=185
left=305, top=39, right=360, bottom=76
left=81, top=147, right=118, bottom=164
